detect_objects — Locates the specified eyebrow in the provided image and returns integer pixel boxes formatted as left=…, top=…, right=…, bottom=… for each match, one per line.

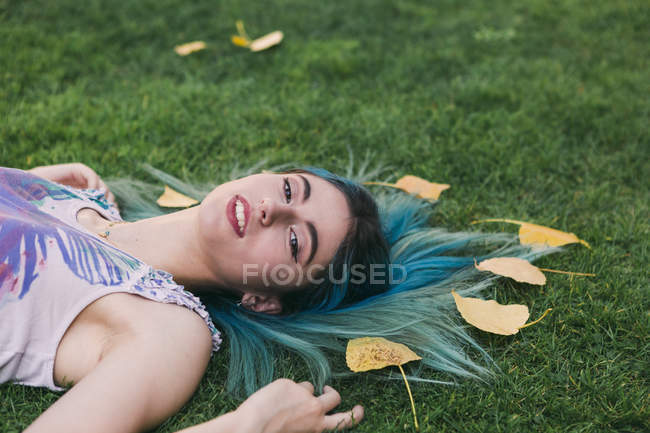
left=298, top=174, right=311, bottom=201
left=297, top=175, right=318, bottom=265
left=306, top=221, right=318, bottom=265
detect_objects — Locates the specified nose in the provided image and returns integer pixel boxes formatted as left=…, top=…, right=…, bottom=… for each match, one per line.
left=258, top=198, right=295, bottom=227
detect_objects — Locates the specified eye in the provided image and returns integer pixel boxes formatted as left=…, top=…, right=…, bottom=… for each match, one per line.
left=283, top=177, right=292, bottom=203
left=289, top=228, right=299, bottom=263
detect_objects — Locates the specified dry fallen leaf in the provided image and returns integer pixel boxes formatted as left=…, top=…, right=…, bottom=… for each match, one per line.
left=364, top=175, right=450, bottom=200
left=346, top=337, right=421, bottom=372
left=476, top=257, right=546, bottom=285
left=518, top=221, right=590, bottom=248
left=395, top=175, right=450, bottom=200
left=174, top=41, right=206, bottom=56
left=473, top=218, right=590, bottom=248
left=249, top=31, right=284, bottom=52
left=156, top=185, right=199, bottom=208
left=231, top=20, right=251, bottom=48
left=231, top=35, right=250, bottom=47
left=451, top=291, right=530, bottom=335
left=346, top=337, right=421, bottom=430
left=231, top=20, right=283, bottom=52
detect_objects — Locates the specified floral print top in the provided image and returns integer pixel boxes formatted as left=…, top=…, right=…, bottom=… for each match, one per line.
left=0, top=167, right=221, bottom=391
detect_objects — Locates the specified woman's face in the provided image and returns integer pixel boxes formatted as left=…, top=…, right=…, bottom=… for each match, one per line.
left=198, top=171, right=352, bottom=308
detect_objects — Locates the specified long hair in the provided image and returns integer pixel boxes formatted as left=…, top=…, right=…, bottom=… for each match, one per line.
left=109, top=159, right=552, bottom=396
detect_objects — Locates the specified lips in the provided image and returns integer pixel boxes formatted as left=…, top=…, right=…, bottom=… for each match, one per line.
left=226, top=194, right=250, bottom=238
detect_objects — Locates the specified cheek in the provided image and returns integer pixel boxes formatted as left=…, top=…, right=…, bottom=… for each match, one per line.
left=252, top=231, right=287, bottom=266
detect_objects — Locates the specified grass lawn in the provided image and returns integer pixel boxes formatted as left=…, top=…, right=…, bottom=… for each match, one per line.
left=1, top=0, right=648, bottom=431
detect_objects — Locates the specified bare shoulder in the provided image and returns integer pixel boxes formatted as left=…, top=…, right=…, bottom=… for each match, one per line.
left=55, top=293, right=213, bottom=388
left=43, top=294, right=216, bottom=433
left=110, top=292, right=214, bottom=360
left=110, top=298, right=214, bottom=429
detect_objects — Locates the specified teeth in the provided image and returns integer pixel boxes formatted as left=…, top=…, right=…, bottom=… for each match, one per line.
left=235, top=199, right=245, bottom=231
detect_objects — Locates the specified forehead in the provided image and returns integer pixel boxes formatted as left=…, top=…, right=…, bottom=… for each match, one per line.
left=297, top=172, right=352, bottom=267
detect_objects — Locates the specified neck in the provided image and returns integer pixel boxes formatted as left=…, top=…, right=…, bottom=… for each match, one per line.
left=95, top=208, right=218, bottom=290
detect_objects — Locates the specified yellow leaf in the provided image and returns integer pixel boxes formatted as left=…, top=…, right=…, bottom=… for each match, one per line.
left=476, top=257, right=546, bottom=285
left=346, top=337, right=421, bottom=372
left=519, top=222, right=590, bottom=248
left=156, top=185, right=199, bottom=208
left=472, top=218, right=590, bottom=248
left=346, top=337, right=421, bottom=431
left=249, top=30, right=284, bottom=52
left=231, top=35, right=250, bottom=47
left=395, top=175, right=450, bottom=200
left=364, top=175, right=450, bottom=200
left=451, top=291, right=529, bottom=335
left=174, top=41, right=206, bottom=56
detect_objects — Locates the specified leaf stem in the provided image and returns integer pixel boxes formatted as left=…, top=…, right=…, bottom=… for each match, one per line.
left=470, top=218, right=524, bottom=226
left=397, top=364, right=419, bottom=431
left=518, top=308, right=553, bottom=330
left=236, top=20, right=250, bottom=41
left=362, top=181, right=397, bottom=188
left=538, top=268, right=596, bottom=277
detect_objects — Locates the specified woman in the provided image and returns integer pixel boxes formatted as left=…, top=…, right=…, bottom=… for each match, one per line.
left=1, top=162, right=542, bottom=432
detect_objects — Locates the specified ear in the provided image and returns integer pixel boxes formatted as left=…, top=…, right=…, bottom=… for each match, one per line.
left=240, top=293, right=283, bottom=315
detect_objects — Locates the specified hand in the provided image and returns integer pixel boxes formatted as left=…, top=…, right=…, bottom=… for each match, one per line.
left=28, top=163, right=116, bottom=206
left=236, top=379, right=363, bottom=433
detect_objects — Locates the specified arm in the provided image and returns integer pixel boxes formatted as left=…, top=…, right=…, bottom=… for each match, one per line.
left=177, top=380, right=364, bottom=433
left=26, top=312, right=362, bottom=433
left=28, top=162, right=116, bottom=205
left=26, top=310, right=213, bottom=433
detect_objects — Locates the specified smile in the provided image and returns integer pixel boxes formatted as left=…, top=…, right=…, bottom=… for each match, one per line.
left=227, top=195, right=250, bottom=237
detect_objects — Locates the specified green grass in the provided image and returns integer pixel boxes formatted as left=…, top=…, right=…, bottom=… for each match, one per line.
left=1, top=0, right=648, bottom=431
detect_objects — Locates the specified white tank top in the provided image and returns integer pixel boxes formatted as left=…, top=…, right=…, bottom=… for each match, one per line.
left=0, top=167, right=221, bottom=391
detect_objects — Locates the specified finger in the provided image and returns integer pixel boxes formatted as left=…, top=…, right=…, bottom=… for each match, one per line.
left=105, top=190, right=117, bottom=205
left=323, top=405, right=364, bottom=431
left=297, top=381, right=315, bottom=394
left=76, top=164, right=101, bottom=189
left=96, top=179, right=110, bottom=196
left=69, top=167, right=93, bottom=189
left=317, top=385, right=341, bottom=412
left=85, top=173, right=101, bottom=190
left=65, top=169, right=88, bottom=189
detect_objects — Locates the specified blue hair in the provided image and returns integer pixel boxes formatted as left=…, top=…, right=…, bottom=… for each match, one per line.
left=109, top=163, right=553, bottom=396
